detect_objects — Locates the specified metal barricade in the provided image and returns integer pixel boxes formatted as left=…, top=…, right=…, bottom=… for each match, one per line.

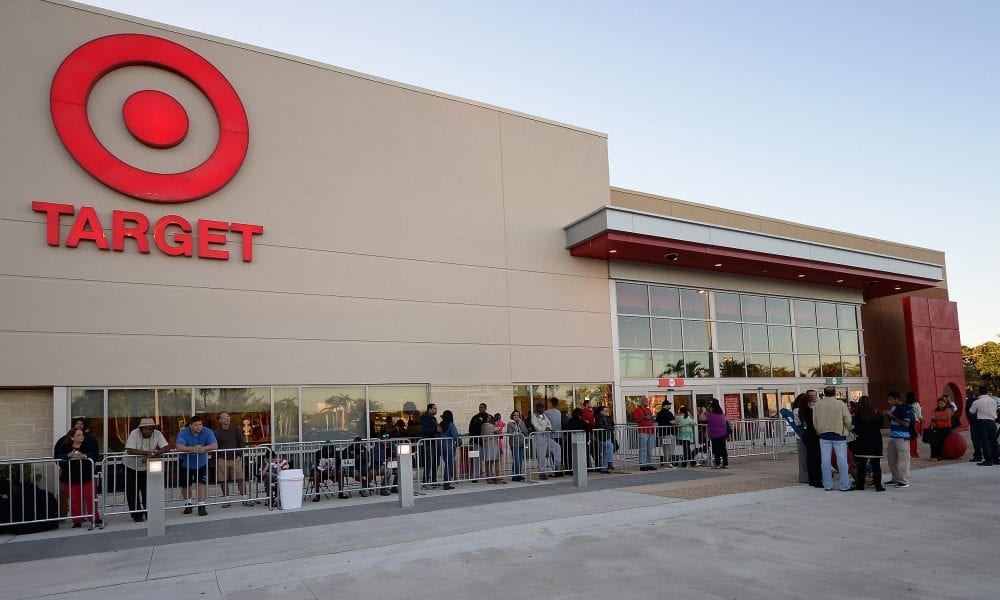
left=0, top=456, right=98, bottom=531
left=725, top=419, right=787, bottom=459
left=417, top=433, right=526, bottom=487
left=525, top=430, right=576, bottom=480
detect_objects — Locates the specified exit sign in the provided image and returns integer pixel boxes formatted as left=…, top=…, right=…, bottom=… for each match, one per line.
left=825, top=377, right=844, bottom=385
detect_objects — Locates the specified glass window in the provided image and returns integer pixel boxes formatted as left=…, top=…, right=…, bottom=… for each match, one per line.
left=196, top=387, right=271, bottom=445
left=719, top=353, right=746, bottom=377
left=796, top=327, right=819, bottom=354
left=838, top=304, right=858, bottom=329
left=816, top=303, right=838, bottom=328
left=743, top=324, right=769, bottom=353
left=743, top=392, right=760, bottom=419
left=821, top=357, right=843, bottom=378
left=839, top=330, right=860, bottom=355
left=680, top=288, right=708, bottom=319
left=69, top=389, right=105, bottom=452
left=107, top=389, right=154, bottom=453
left=618, top=316, right=651, bottom=348
left=771, top=354, right=795, bottom=377
left=818, top=329, right=840, bottom=354
left=769, top=326, right=793, bottom=354
left=649, top=286, right=680, bottom=317
left=651, top=318, right=682, bottom=349
left=616, top=282, right=649, bottom=315
left=532, top=384, right=574, bottom=409
left=273, top=387, right=299, bottom=444
left=715, top=292, right=741, bottom=321
left=368, top=385, right=429, bottom=439
left=575, top=384, right=613, bottom=419
left=301, top=386, right=366, bottom=441
left=741, top=295, right=766, bottom=323
left=682, top=320, right=710, bottom=350
left=767, top=297, right=791, bottom=324
left=620, top=350, right=653, bottom=378
left=513, top=385, right=532, bottom=428
left=842, top=356, right=862, bottom=377
left=653, top=351, right=685, bottom=377
left=798, top=355, right=821, bottom=378
left=746, top=354, right=771, bottom=377
left=794, top=300, right=816, bottom=326
left=716, top=322, right=743, bottom=351
left=684, top=352, right=713, bottom=377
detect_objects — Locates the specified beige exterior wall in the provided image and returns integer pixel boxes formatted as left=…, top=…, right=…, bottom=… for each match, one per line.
left=610, top=188, right=948, bottom=272
left=0, top=389, right=54, bottom=459
left=0, top=1, right=613, bottom=390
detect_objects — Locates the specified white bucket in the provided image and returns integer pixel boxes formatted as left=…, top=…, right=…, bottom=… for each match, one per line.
left=277, top=468, right=304, bottom=510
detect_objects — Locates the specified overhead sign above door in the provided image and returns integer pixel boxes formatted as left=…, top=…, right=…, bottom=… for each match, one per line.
left=658, top=378, right=685, bottom=388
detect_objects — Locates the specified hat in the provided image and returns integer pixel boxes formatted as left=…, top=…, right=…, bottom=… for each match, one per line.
left=138, top=418, right=156, bottom=428
left=535, top=402, right=546, bottom=410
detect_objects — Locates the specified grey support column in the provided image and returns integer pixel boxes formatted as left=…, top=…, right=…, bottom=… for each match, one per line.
left=397, top=444, right=414, bottom=509
left=572, top=432, right=588, bottom=488
left=146, top=459, right=165, bottom=538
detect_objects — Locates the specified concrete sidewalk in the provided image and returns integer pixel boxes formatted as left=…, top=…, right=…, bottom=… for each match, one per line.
left=1, top=450, right=996, bottom=600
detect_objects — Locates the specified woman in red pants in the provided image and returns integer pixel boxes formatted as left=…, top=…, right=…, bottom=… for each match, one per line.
left=55, top=428, right=101, bottom=528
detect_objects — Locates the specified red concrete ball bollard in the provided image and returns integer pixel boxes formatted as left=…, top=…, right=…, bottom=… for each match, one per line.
left=941, top=430, right=968, bottom=460
left=831, top=448, right=855, bottom=470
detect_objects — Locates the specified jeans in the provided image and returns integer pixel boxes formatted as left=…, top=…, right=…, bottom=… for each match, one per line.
left=819, top=438, right=850, bottom=490
left=710, top=436, right=728, bottom=467
left=638, top=432, right=654, bottom=466
left=601, top=438, right=615, bottom=468
left=511, top=444, right=524, bottom=477
left=441, top=439, right=454, bottom=482
left=680, top=440, right=693, bottom=466
left=886, top=437, right=910, bottom=485
left=534, top=436, right=561, bottom=472
left=421, top=440, right=438, bottom=483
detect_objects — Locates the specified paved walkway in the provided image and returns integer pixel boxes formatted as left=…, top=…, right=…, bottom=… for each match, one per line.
left=2, top=450, right=994, bottom=600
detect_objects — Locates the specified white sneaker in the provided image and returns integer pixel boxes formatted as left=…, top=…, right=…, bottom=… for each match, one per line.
left=663, top=463, right=678, bottom=470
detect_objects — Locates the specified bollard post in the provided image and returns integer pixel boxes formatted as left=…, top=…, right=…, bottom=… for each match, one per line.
left=146, top=458, right=165, bottom=538
left=572, top=432, right=587, bottom=488
left=397, top=444, right=414, bottom=509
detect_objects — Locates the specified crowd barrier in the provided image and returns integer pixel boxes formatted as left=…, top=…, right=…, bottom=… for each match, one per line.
left=0, top=418, right=792, bottom=533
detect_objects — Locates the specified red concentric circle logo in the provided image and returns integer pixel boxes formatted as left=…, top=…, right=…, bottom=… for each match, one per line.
left=50, top=34, right=249, bottom=203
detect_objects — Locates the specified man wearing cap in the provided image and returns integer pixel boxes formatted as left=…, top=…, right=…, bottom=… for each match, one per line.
left=656, top=399, right=678, bottom=469
left=175, top=415, right=218, bottom=516
left=632, top=401, right=657, bottom=471
left=124, top=418, right=170, bottom=522
left=531, top=402, right=560, bottom=479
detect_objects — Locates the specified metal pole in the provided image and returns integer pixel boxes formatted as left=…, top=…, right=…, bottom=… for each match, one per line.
left=397, top=444, right=414, bottom=509
left=146, top=458, right=165, bottom=538
left=572, top=432, right=587, bottom=488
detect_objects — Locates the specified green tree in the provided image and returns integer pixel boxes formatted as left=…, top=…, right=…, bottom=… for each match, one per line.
left=964, top=338, right=1000, bottom=393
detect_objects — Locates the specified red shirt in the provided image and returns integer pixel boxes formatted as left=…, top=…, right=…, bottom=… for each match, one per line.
left=632, top=406, right=655, bottom=434
left=581, top=407, right=596, bottom=428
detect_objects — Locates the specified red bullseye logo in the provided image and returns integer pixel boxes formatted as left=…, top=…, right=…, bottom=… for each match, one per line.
left=50, top=34, right=249, bottom=203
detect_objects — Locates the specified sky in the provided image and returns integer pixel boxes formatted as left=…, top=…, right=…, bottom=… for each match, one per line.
left=80, top=0, right=1000, bottom=346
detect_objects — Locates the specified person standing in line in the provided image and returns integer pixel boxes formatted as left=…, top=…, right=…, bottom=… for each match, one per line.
left=969, top=386, right=1000, bottom=466
left=54, top=417, right=100, bottom=518
left=851, top=396, right=885, bottom=492
left=213, top=412, right=252, bottom=507
left=55, top=428, right=102, bottom=528
left=656, top=399, right=678, bottom=469
left=965, top=393, right=982, bottom=462
left=814, top=386, right=853, bottom=492
left=705, top=398, right=730, bottom=469
left=632, top=400, right=657, bottom=471
left=789, top=394, right=809, bottom=483
left=545, top=398, right=568, bottom=476
left=439, top=409, right=459, bottom=490
left=531, top=402, right=559, bottom=479
left=926, top=397, right=954, bottom=462
left=675, top=407, right=696, bottom=467
left=506, top=410, right=528, bottom=482
left=800, top=390, right=823, bottom=488
left=420, top=404, right=440, bottom=486
left=906, top=392, right=923, bottom=459
left=884, top=391, right=913, bottom=488
left=175, top=415, right=218, bottom=516
left=468, top=403, right=489, bottom=482
left=124, top=417, right=170, bottom=521
left=481, top=415, right=504, bottom=484
left=593, top=405, right=617, bottom=472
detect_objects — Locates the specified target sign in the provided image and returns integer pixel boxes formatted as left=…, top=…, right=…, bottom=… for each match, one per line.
left=50, top=34, right=249, bottom=203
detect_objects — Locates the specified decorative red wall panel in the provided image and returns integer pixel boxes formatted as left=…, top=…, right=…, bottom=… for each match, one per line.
left=903, top=297, right=967, bottom=425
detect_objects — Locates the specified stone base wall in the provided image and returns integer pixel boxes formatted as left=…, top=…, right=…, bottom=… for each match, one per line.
left=430, top=385, right=514, bottom=434
left=0, top=388, right=54, bottom=459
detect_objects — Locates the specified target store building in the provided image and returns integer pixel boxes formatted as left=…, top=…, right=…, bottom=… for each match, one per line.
left=0, top=0, right=966, bottom=458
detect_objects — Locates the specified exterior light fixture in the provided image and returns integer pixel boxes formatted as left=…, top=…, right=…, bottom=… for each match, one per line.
left=608, top=249, right=617, bottom=254
left=664, top=252, right=679, bottom=261
left=797, top=274, right=805, bottom=278
left=836, top=279, right=844, bottom=283
left=714, top=263, right=722, bottom=267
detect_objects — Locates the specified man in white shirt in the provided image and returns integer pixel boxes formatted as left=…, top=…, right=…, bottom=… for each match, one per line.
left=124, top=418, right=170, bottom=522
left=969, top=386, right=1000, bottom=466
left=531, top=402, right=561, bottom=479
